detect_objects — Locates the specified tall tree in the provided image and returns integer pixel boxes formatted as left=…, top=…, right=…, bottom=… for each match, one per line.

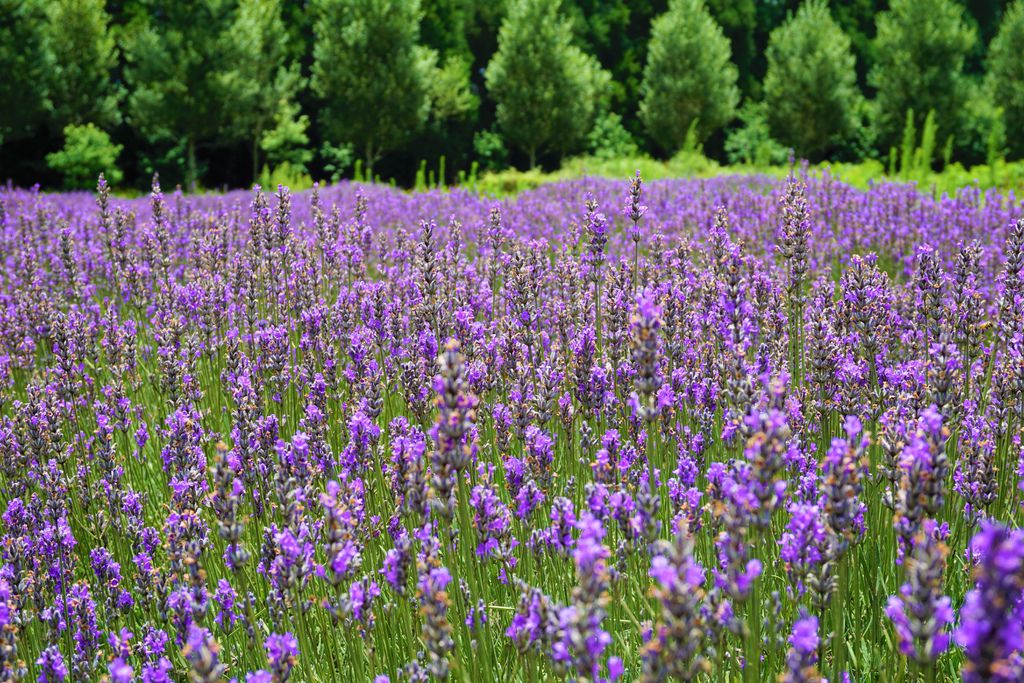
left=829, top=0, right=880, bottom=87
left=763, top=0, right=862, bottom=160
left=218, top=0, right=306, bottom=181
left=45, top=0, right=121, bottom=130
left=639, top=0, right=739, bottom=154
left=311, top=0, right=435, bottom=173
left=122, top=1, right=234, bottom=189
left=485, top=0, right=609, bottom=169
left=705, top=0, right=757, bottom=95
left=988, top=0, right=1024, bottom=159
left=421, top=0, right=473, bottom=62
left=565, top=0, right=664, bottom=132
left=0, top=0, right=52, bottom=147
left=870, top=0, right=976, bottom=153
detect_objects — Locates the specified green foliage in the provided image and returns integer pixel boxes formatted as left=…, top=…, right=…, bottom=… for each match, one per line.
left=987, top=1, right=1024, bottom=159
left=986, top=107, right=1007, bottom=168
left=427, top=54, right=479, bottom=124
left=565, top=0, right=664, bottom=134
left=219, top=0, right=305, bottom=181
left=46, top=123, right=123, bottom=188
left=725, top=101, right=790, bottom=167
left=587, top=112, right=639, bottom=160
left=311, top=0, right=435, bottom=171
left=705, top=0, right=757, bottom=94
left=484, top=0, right=610, bottom=169
left=0, top=0, right=53, bottom=145
left=870, top=0, right=976, bottom=154
left=4, top=0, right=1024, bottom=190
left=830, top=0, right=881, bottom=85
left=45, top=0, right=120, bottom=130
left=420, top=0, right=473, bottom=60
left=473, top=129, right=509, bottom=173
left=914, top=110, right=938, bottom=176
left=639, top=0, right=739, bottom=154
left=763, top=1, right=862, bottom=161
left=257, top=161, right=313, bottom=192
left=898, top=110, right=917, bottom=177
left=122, top=1, right=234, bottom=189
left=260, top=99, right=312, bottom=171
left=474, top=151, right=723, bottom=197
left=321, top=142, right=355, bottom=183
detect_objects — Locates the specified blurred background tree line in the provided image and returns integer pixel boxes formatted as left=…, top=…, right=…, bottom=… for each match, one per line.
left=1, top=0, right=1022, bottom=191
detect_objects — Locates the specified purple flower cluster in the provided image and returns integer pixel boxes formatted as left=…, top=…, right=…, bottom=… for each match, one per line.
left=0, top=173, right=1023, bottom=681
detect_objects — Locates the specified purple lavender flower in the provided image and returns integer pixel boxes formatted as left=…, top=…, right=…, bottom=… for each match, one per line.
left=416, top=535, right=454, bottom=680
left=630, top=290, right=664, bottom=423
left=36, top=646, right=67, bottom=683
left=183, top=625, right=226, bottom=683
left=780, top=502, right=835, bottom=610
left=894, top=407, right=950, bottom=562
left=641, top=529, right=712, bottom=680
left=957, top=522, right=1024, bottom=683
left=264, top=632, right=299, bottom=682
left=820, top=415, right=870, bottom=554
left=780, top=615, right=822, bottom=683
left=885, top=520, right=953, bottom=663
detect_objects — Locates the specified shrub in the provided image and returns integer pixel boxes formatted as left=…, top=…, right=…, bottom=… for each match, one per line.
left=870, top=0, right=976, bottom=156
left=639, top=0, right=739, bottom=154
left=763, top=0, right=862, bottom=161
left=725, top=101, right=790, bottom=167
left=987, top=1, right=1024, bottom=159
left=484, top=0, right=609, bottom=169
left=46, top=123, right=122, bottom=189
left=587, top=113, right=639, bottom=160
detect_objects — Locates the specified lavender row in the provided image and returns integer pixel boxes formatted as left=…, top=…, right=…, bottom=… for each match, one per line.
left=0, top=172, right=1022, bottom=682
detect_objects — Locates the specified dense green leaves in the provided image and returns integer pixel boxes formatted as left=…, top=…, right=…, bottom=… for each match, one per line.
left=639, top=0, right=739, bottom=154
left=988, top=1, right=1024, bottom=159
left=122, top=1, right=235, bottom=189
left=0, top=0, right=53, bottom=146
left=763, top=1, right=862, bottom=161
left=312, top=0, right=437, bottom=172
left=46, top=0, right=121, bottom=130
left=46, top=123, right=123, bottom=188
left=485, top=0, right=609, bottom=169
left=2, top=0, right=1024, bottom=189
left=870, top=0, right=977, bottom=153
left=219, top=0, right=307, bottom=181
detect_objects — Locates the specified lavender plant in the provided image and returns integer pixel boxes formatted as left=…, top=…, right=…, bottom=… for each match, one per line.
left=0, top=171, right=1021, bottom=682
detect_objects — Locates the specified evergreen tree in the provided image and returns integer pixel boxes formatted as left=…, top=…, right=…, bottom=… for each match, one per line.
left=705, top=0, right=757, bottom=95
left=763, top=0, right=862, bottom=160
left=639, top=0, right=739, bottom=154
left=566, top=0, right=664, bottom=132
left=122, top=1, right=234, bottom=189
left=219, top=0, right=306, bottom=181
left=45, top=0, right=121, bottom=130
left=485, top=0, right=609, bottom=169
left=0, top=0, right=53, bottom=147
left=421, top=0, right=473, bottom=62
left=311, top=0, right=436, bottom=173
left=870, top=0, right=976, bottom=153
left=988, top=0, right=1024, bottom=159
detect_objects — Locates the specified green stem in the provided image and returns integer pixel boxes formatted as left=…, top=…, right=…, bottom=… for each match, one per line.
left=833, top=557, right=849, bottom=681
left=745, top=579, right=761, bottom=683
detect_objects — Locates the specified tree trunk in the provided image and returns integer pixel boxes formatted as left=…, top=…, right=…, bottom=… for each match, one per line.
left=252, top=134, right=260, bottom=186
left=364, top=140, right=376, bottom=180
left=186, top=138, right=198, bottom=193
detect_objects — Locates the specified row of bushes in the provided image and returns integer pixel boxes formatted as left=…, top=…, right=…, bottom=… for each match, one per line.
left=4, top=0, right=1024, bottom=192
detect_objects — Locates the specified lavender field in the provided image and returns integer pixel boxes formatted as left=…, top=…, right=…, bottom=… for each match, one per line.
left=1, top=173, right=1023, bottom=683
